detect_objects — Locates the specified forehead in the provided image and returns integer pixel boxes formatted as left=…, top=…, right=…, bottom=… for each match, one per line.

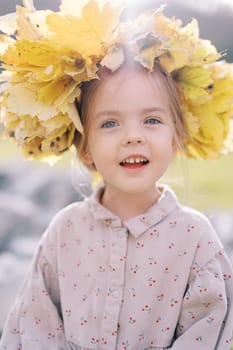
left=92, top=65, right=170, bottom=114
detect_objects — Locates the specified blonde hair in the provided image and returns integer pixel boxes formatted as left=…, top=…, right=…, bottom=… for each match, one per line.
left=74, top=62, right=188, bottom=169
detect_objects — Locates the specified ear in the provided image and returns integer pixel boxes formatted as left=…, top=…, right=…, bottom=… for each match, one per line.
left=81, top=149, right=93, bottom=165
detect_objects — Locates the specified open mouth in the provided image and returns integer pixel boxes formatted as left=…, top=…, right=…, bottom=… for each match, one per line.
left=120, top=157, right=149, bottom=169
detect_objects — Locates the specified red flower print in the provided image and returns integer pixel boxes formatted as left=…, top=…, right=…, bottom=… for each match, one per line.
left=187, top=224, right=195, bottom=232
left=223, top=273, right=232, bottom=281
left=136, top=241, right=144, bottom=248
left=128, top=316, right=136, bottom=324
left=170, top=298, right=178, bottom=307
left=98, top=265, right=106, bottom=272
left=80, top=317, right=88, bottom=326
left=91, top=337, right=99, bottom=344
left=138, top=333, right=145, bottom=342
left=35, top=317, right=41, bottom=325
left=56, top=324, right=63, bottom=331
left=88, top=246, right=94, bottom=255
left=157, top=293, right=164, bottom=301
left=65, top=309, right=71, bottom=317
left=41, top=289, right=49, bottom=296
left=109, top=264, right=116, bottom=272
left=196, top=336, right=202, bottom=341
left=161, top=325, right=171, bottom=332
left=101, top=337, right=107, bottom=345
left=66, top=219, right=73, bottom=228
left=148, top=277, right=156, bottom=287
left=141, top=305, right=151, bottom=314
left=130, top=264, right=139, bottom=274
left=149, top=228, right=160, bottom=237
left=48, top=332, right=55, bottom=339
left=169, top=221, right=177, bottom=228
left=198, top=285, right=208, bottom=293
left=168, top=242, right=174, bottom=249
left=148, top=257, right=157, bottom=265
left=207, top=316, right=214, bottom=324
left=131, top=287, right=136, bottom=298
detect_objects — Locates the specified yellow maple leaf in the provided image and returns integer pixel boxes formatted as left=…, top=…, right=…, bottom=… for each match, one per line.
left=135, top=46, right=161, bottom=72
left=37, top=78, right=75, bottom=105
left=2, top=40, right=58, bottom=67
left=200, top=113, right=224, bottom=146
left=46, top=0, right=123, bottom=57
left=6, top=85, right=57, bottom=120
left=41, top=124, right=75, bottom=154
left=174, top=66, right=213, bottom=100
left=187, top=142, right=220, bottom=159
left=60, top=102, right=83, bottom=135
left=44, top=113, right=72, bottom=134
left=21, top=136, right=44, bottom=157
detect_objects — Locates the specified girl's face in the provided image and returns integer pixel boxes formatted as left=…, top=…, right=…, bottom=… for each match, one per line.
left=83, top=65, right=176, bottom=201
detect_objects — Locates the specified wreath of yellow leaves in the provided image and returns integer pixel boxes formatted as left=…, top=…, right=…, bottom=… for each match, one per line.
left=0, top=0, right=233, bottom=161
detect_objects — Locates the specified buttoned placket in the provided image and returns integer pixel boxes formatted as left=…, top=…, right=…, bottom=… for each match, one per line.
left=101, top=225, right=129, bottom=349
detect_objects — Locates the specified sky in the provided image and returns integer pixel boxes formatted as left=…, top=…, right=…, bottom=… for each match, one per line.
left=175, top=0, right=233, bottom=13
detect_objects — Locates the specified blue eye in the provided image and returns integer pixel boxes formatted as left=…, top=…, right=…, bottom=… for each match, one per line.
left=101, top=120, right=118, bottom=128
left=145, top=118, right=161, bottom=125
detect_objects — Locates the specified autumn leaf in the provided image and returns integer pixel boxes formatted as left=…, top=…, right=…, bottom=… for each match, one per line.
left=101, top=47, right=124, bottom=71
left=174, top=66, right=213, bottom=100
left=46, top=0, right=123, bottom=57
left=16, top=5, right=40, bottom=40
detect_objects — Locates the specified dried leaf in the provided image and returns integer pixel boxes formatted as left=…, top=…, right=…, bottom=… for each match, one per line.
left=46, top=0, right=123, bottom=57
left=101, top=47, right=124, bottom=71
left=6, top=85, right=57, bottom=120
left=16, top=5, right=40, bottom=40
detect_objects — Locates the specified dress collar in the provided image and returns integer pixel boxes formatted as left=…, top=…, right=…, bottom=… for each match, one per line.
left=87, top=184, right=180, bottom=239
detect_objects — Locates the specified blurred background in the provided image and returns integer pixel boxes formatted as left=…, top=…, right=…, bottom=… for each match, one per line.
left=0, top=0, right=233, bottom=340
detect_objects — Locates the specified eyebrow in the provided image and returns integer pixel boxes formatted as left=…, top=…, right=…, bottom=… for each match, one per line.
left=94, top=107, right=167, bottom=119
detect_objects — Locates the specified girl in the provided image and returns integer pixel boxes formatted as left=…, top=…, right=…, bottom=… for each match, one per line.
left=0, top=1, right=233, bottom=349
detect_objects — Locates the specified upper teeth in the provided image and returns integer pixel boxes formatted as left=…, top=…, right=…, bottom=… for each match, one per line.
left=122, top=157, right=147, bottom=164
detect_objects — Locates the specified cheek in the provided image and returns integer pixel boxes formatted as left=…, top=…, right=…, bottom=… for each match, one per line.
left=84, top=135, right=103, bottom=166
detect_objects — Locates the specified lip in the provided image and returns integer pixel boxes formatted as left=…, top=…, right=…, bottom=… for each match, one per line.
left=120, top=154, right=149, bottom=163
left=119, top=154, right=149, bottom=172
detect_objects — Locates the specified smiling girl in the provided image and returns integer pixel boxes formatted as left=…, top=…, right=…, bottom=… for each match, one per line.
left=0, top=1, right=233, bottom=349
left=78, top=64, right=179, bottom=220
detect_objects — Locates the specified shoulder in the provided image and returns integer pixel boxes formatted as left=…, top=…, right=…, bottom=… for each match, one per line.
left=49, top=196, right=92, bottom=229
left=162, top=186, right=224, bottom=265
left=176, top=203, right=214, bottom=231
left=40, top=196, right=94, bottom=244
left=162, top=185, right=216, bottom=233
left=176, top=203, right=219, bottom=239
left=175, top=202, right=224, bottom=267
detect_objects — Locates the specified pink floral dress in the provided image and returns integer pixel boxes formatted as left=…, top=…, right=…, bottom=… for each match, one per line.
left=0, top=185, right=232, bottom=349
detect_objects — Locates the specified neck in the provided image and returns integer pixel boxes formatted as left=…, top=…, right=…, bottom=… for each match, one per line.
left=101, top=186, right=161, bottom=221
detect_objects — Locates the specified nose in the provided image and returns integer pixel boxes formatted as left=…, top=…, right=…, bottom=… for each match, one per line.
left=126, top=137, right=144, bottom=145
left=124, top=124, right=145, bottom=145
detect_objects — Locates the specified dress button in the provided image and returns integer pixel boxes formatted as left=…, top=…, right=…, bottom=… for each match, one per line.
left=112, top=290, right=120, bottom=298
left=116, top=229, right=128, bottom=238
